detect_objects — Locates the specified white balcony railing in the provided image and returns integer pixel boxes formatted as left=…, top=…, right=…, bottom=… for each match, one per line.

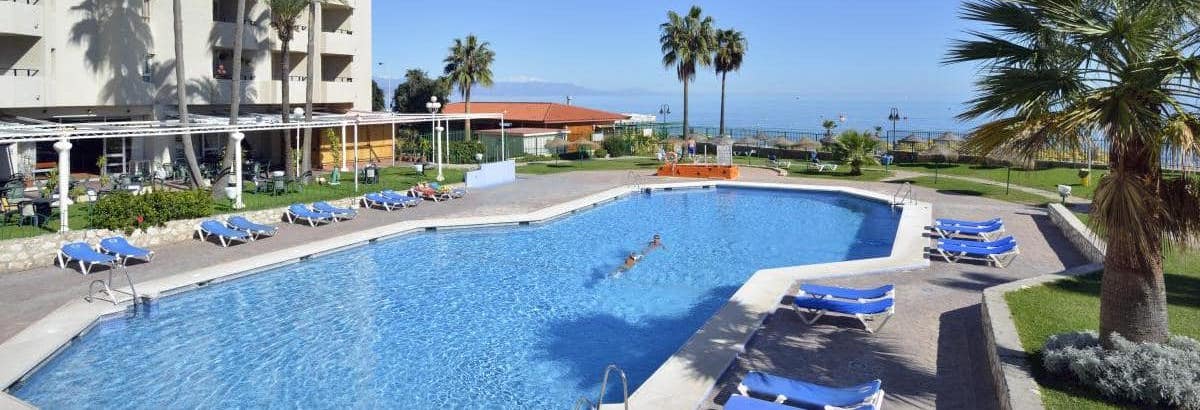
left=0, top=0, right=43, bottom=37
left=0, top=69, right=44, bottom=107
left=321, top=31, right=356, bottom=55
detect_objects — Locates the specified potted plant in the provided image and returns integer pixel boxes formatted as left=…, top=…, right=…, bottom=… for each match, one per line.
left=1078, top=168, right=1092, bottom=187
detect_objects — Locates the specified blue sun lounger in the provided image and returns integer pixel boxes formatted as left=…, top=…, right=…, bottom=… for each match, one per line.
left=197, top=220, right=251, bottom=247
left=362, top=193, right=407, bottom=211
left=934, top=237, right=1020, bottom=267
left=723, top=395, right=804, bottom=410
left=381, top=190, right=423, bottom=207
left=798, top=284, right=894, bottom=301
left=793, top=294, right=895, bottom=333
left=99, top=237, right=154, bottom=264
left=737, top=371, right=884, bottom=410
left=937, top=217, right=1002, bottom=227
left=227, top=215, right=277, bottom=239
left=939, top=235, right=1016, bottom=249
left=58, top=242, right=119, bottom=275
left=932, top=219, right=1005, bottom=241
left=285, top=204, right=336, bottom=226
left=313, top=201, right=356, bottom=220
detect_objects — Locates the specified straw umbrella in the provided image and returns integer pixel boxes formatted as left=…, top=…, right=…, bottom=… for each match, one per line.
left=898, top=134, right=924, bottom=162
left=772, top=137, right=794, bottom=149
left=544, top=138, right=568, bottom=165
left=795, top=138, right=821, bottom=160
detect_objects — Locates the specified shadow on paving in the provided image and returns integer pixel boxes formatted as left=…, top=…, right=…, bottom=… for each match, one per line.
left=930, top=271, right=1012, bottom=292
left=1028, top=211, right=1093, bottom=267
left=532, top=285, right=754, bottom=403
left=704, top=307, right=938, bottom=409
left=935, top=305, right=1001, bottom=410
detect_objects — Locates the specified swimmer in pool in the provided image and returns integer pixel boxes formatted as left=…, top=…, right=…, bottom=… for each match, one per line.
left=644, top=234, right=664, bottom=253
left=619, top=252, right=642, bottom=272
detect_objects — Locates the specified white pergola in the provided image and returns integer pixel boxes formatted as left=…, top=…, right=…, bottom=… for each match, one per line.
left=0, top=111, right=506, bottom=232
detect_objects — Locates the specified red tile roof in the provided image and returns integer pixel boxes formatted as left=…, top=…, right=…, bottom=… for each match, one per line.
left=442, top=102, right=628, bottom=124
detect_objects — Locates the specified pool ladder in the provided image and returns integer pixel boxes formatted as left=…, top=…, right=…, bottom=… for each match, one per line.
left=892, top=181, right=913, bottom=208
left=625, top=171, right=645, bottom=190
left=571, top=364, right=630, bottom=410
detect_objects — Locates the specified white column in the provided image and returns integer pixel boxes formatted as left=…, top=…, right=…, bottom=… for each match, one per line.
left=230, top=132, right=245, bottom=209
left=53, top=138, right=72, bottom=232
left=390, top=122, right=397, bottom=167
left=436, top=120, right=445, bottom=182
left=340, top=124, right=348, bottom=171
left=353, top=119, right=360, bottom=192
left=500, top=114, right=506, bottom=162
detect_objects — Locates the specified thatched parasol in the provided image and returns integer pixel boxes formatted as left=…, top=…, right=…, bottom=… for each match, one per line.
left=933, top=132, right=961, bottom=144
left=795, top=138, right=821, bottom=151
left=772, top=137, right=795, bottom=149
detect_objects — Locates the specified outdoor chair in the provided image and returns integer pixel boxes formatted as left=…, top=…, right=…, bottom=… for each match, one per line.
left=362, top=193, right=408, bottom=211
left=227, top=215, right=277, bottom=239
left=932, top=236, right=1020, bottom=268
left=58, top=242, right=119, bottom=275
left=271, top=176, right=287, bottom=196
left=18, top=201, right=46, bottom=227
left=285, top=204, right=336, bottom=226
left=797, top=284, right=894, bottom=301
left=793, top=294, right=895, bottom=333
left=381, top=190, right=422, bottom=207
left=0, top=197, right=18, bottom=224
left=312, top=201, right=356, bottom=220
left=806, top=159, right=838, bottom=172
left=196, top=220, right=251, bottom=247
left=99, top=237, right=155, bottom=265
left=362, top=167, right=379, bottom=184
left=736, top=371, right=885, bottom=410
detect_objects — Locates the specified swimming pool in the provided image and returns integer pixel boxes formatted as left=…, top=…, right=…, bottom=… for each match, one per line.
left=11, top=187, right=900, bottom=409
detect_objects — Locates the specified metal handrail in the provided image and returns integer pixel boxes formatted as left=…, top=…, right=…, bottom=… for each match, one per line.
left=571, top=397, right=596, bottom=410
left=596, top=364, right=630, bottom=410
left=892, top=181, right=913, bottom=207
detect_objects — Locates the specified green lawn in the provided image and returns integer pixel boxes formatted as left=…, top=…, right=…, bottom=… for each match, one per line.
left=1005, top=213, right=1200, bottom=409
left=516, top=158, right=662, bottom=175
left=895, top=163, right=1098, bottom=199
left=0, top=166, right=462, bottom=241
left=890, top=176, right=1051, bottom=206
left=786, top=168, right=894, bottom=182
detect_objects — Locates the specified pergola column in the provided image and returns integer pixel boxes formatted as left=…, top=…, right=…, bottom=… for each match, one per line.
left=340, top=124, right=348, bottom=171
left=53, top=138, right=72, bottom=232
left=353, top=116, right=360, bottom=193
left=230, top=131, right=245, bottom=209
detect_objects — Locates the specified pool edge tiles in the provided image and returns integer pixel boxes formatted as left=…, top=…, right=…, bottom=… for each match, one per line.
left=0, top=181, right=930, bottom=409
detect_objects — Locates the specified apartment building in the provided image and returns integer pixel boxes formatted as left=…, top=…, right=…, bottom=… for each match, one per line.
left=0, top=0, right=373, bottom=178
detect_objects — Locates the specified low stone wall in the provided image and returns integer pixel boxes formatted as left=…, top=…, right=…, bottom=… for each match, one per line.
left=980, top=203, right=1106, bottom=409
left=1046, top=203, right=1105, bottom=264
left=0, top=198, right=359, bottom=274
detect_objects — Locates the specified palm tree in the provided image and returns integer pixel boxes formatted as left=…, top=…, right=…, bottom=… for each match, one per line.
left=948, top=0, right=1200, bottom=345
left=301, top=0, right=317, bottom=173
left=267, top=0, right=309, bottom=177
left=832, top=130, right=880, bottom=176
left=212, top=0, right=249, bottom=200
left=443, top=34, right=495, bottom=141
left=660, top=6, right=715, bottom=138
left=714, top=28, right=746, bottom=136
left=172, top=0, right=203, bottom=188
left=821, top=119, right=837, bottom=137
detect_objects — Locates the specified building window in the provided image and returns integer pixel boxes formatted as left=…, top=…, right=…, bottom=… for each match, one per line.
left=142, top=54, right=155, bottom=83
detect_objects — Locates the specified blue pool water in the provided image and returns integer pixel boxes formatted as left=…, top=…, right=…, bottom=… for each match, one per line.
left=11, top=187, right=900, bottom=409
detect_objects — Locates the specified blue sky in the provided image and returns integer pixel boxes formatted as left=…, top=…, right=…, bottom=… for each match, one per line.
left=372, top=1, right=982, bottom=102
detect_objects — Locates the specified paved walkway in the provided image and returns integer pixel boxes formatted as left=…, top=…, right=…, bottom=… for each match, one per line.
left=0, top=167, right=1089, bottom=409
left=881, top=168, right=1092, bottom=205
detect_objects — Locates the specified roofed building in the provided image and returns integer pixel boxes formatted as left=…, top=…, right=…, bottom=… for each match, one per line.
left=442, top=102, right=628, bottom=141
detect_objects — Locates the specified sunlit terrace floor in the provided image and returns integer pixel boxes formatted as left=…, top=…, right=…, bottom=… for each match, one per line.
left=0, top=167, right=1088, bottom=409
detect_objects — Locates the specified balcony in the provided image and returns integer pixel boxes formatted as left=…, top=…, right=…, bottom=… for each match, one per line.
left=321, top=31, right=356, bottom=55
left=211, top=21, right=265, bottom=51
left=322, top=79, right=357, bottom=104
left=0, top=0, right=43, bottom=37
left=0, top=68, right=44, bottom=107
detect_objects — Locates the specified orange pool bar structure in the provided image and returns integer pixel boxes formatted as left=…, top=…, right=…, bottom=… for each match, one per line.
left=656, top=163, right=741, bottom=180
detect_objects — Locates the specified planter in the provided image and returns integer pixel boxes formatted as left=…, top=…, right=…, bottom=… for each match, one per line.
left=1078, top=169, right=1092, bottom=187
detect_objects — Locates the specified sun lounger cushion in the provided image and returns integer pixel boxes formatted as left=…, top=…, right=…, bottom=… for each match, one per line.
left=201, top=220, right=250, bottom=239
left=740, top=371, right=883, bottom=409
left=799, top=284, right=894, bottom=300
left=61, top=242, right=117, bottom=265
left=227, top=216, right=276, bottom=236
left=936, top=217, right=1002, bottom=227
left=99, top=237, right=153, bottom=261
left=793, top=295, right=894, bottom=315
left=313, top=201, right=355, bottom=217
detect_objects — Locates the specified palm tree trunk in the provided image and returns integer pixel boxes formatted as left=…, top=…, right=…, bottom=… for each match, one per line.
left=302, top=2, right=316, bottom=172
left=464, top=88, right=472, bottom=142
left=212, top=0, right=247, bottom=200
left=281, top=40, right=295, bottom=177
left=682, top=79, right=689, bottom=138
left=1099, top=156, right=1170, bottom=346
left=173, top=0, right=204, bottom=188
left=719, top=72, right=727, bottom=136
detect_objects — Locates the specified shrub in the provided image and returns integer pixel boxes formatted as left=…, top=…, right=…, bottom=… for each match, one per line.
left=594, top=148, right=608, bottom=158
left=447, top=141, right=485, bottom=164
left=1042, top=331, right=1200, bottom=409
left=90, top=189, right=213, bottom=234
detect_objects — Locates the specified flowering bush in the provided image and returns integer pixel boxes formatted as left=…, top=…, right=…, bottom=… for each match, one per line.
left=89, top=190, right=213, bottom=234
left=1042, top=331, right=1200, bottom=409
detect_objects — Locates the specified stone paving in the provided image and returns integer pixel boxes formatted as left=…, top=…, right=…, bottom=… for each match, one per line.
left=0, top=166, right=1089, bottom=409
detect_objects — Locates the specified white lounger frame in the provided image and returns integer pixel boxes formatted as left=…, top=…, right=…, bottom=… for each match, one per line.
left=931, top=245, right=1020, bottom=268
left=793, top=302, right=895, bottom=334
left=284, top=209, right=335, bottom=227
left=196, top=224, right=252, bottom=247
left=733, top=384, right=886, bottom=410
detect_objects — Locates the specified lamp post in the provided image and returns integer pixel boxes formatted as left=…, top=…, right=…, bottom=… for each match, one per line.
left=500, top=117, right=511, bottom=162
left=426, top=96, right=442, bottom=181
left=887, top=107, right=902, bottom=150
left=658, top=104, right=671, bottom=136
left=230, top=131, right=245, bottom=209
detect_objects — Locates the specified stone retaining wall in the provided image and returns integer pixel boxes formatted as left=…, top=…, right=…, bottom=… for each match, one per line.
left=0, top=198, right=360, bottom=274
left=1046, top=203, right=1105, bottom=264
left=981, top=203, right=1106, bottom=409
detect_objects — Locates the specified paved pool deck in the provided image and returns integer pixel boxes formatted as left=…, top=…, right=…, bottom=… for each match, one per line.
left=0, top=167, right=1088, bottom=409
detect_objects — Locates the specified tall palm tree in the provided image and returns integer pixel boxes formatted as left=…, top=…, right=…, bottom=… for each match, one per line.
left=660, top=6, right=715, bottom=138
left=443, top=34, right=495, bottom=141
left=832, top=130, right=881, bottom=176
left=821, top=119, right=837, bottom=137
left=172, top=0, right=203, bottom=188
left=268, top=0, right=309, bottom=177
left=948, top=0, right=1200, bottom=345
left=302, top=0, right=316, bottom=173
left=714, top=28, right=746, bottom=136
left=213, top=0, right=248, bottom=200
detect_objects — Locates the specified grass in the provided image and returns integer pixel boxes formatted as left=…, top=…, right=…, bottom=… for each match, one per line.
left=516, top=158, right=662, bottom=175
left=1005, top=212, right=1200, bottom=409
left=786, top=168, right=894, bottom=182
left=891, top=176, right=1051, bottom=206
left=895, top=163, right=1098, bottom=199
left=0, top=166, right=463, bottom=240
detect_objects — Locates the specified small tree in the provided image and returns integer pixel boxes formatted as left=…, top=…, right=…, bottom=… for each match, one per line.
left=832, top=130, right=881, bottom=176
left=821, top=119, right=838, bottom=137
